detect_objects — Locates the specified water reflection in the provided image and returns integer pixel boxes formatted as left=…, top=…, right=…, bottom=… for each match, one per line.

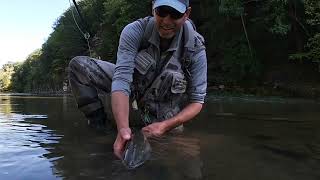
left=0, top=95, right=320, bottom=180
left=0, top=95, right=63, bottom=180
left=196, top=96, right=320, bottom=180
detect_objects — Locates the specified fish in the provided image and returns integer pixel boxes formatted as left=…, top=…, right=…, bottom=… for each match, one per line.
left=122, top=129, right=152, bottom=170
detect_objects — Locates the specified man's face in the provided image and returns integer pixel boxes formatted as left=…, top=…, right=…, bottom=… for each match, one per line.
left=154, top=6, right=191, bottom=39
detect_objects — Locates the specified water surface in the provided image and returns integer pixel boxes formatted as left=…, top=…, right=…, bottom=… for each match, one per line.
left=0, top=94, right=319, bottom=180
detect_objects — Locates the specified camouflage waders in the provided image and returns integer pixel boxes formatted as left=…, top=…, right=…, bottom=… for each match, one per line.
left=68, top=56, right=143, bottom=130
left=68, top=56, right=116, bottom=130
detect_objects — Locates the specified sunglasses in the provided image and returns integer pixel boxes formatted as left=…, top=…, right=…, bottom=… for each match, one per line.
left=155, top=6, right=185, bottom=20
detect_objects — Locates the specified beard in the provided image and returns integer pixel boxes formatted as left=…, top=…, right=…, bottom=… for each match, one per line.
left=158, top=25, right=176, bottom=39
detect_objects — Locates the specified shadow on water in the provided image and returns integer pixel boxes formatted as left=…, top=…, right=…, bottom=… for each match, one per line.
left=0, top=94, right=320, bottom=179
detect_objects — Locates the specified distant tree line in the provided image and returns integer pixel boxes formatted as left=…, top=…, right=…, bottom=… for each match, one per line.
left=0, top=0, right=319, bottom=94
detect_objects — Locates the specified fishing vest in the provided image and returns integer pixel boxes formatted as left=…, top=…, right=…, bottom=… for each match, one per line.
left=132, top=17, right=205, bottom=124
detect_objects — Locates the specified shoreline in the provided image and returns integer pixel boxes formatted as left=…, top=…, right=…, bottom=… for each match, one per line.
left=0, top=92, right=72, bottom=97
left=207, top=83, right=320, bottom=101
left=1, top=82, right=320, bottom=101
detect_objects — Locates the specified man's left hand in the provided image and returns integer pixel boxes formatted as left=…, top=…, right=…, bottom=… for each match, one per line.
left=142, top=121, right=168, bottom=137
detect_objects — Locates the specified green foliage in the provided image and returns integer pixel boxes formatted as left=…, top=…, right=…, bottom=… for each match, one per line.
left=218, top=0, right=244, bottom=17
left=306, top=34, right=320, bottom=61
left=7, top=0, right=151, bottom=93
left=98, top=0, right=150, bottom=60
left=221, top=37, right=261, bottom=84
left=304, top=0, right=320, bottom=63
left=0, top=63, right=16, bottom=91
left=214, top=0, right=261, bottom=84
left=6, top=0, right=320, bottom=93
left=267, top=0, right=291, bottom=35
left=10, top=49, right=42, bottom=92
left=305, top=0, right=320, bottom=25
left=291, top=33, right=320, bottom=61
left=290, top=0, right=320, bottom=68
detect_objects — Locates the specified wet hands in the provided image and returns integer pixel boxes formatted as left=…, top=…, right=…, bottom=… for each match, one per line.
left=142, top=121, right=168, bottom=137
left=113, top=127, right=131, bottom=159
left=113, top=122, right=169, bottom=159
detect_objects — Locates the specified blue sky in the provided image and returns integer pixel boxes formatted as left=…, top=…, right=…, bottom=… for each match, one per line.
left=0, top=0, right=72, bottom=67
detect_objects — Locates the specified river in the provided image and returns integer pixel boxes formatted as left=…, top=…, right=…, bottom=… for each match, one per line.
left=0, top=94, right=319, bottom=180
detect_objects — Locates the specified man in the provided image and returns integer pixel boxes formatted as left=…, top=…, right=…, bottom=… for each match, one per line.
left=68, top=0, right=207, bottom=159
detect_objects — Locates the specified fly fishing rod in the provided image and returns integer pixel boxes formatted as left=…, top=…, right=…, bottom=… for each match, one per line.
left=69, top=0, right=93, bottom=56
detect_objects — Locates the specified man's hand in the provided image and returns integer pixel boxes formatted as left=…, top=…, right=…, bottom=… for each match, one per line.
left=113, top=127, right=132, bottom=159
left=141, top=103, right=203, bottom=137
left=142, top=121, right=168, bottom=137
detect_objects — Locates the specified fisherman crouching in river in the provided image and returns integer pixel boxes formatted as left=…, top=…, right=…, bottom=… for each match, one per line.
left=68, top=0, right=207, bottom=159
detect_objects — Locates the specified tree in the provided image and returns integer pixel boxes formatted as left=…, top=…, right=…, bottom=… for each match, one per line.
left=0, top=62, right=16, bottom=91
left=290, top=0, right=320, bottom=71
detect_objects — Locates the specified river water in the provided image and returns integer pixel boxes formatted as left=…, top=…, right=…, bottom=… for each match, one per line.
left=0, top=94, right=319, bottom=180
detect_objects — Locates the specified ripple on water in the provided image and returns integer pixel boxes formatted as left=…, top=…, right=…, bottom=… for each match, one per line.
left=0, top=111, right=63, bottom=179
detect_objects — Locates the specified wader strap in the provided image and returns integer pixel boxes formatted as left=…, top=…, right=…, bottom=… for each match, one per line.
left=143, top=17, right=154, bottom=43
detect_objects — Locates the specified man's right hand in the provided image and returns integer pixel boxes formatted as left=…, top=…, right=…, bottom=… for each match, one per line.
left=113, top=127, right=132, bottom=159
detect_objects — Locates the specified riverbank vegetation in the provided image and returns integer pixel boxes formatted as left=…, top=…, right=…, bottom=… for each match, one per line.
left=0, top=0, right=319, bottom=98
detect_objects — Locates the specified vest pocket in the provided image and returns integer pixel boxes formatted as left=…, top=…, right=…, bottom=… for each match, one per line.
left=171, top=72, right=187, bottom=94
left=134, top=49, right=155, bottom=75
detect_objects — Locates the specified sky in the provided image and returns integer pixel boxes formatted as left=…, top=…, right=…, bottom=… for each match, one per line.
left=0, top=0, right=73, bottom=67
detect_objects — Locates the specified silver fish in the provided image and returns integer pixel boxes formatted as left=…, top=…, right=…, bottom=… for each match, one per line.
left=122, top=129, right=151, bottom=169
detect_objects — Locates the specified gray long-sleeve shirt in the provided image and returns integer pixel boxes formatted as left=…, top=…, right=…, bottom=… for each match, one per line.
left=111, top=17, right=207, bottom=103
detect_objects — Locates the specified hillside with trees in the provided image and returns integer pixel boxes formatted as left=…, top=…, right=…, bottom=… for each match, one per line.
left=1, top=0, right=319, bottom=98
